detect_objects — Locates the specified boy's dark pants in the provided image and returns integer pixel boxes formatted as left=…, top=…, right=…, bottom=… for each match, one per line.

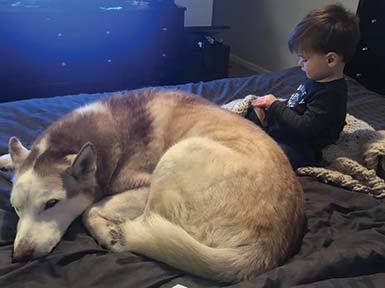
left=245, top=107, right=317, bottom=169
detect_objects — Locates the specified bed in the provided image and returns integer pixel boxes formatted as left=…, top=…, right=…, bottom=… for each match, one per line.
left=1, top=67, right=385, bottom=288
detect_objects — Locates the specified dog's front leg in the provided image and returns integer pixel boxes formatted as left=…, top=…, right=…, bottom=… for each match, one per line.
left=0, top=153, right=13, bottom=171
left=83, top=187, right=150, bottom=252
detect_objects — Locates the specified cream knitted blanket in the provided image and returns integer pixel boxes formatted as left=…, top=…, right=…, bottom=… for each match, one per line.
left=222, top=96, right=385, bottom=199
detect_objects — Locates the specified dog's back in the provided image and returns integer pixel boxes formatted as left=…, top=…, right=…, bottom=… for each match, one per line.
left=99, top=90, right=304, bottom=281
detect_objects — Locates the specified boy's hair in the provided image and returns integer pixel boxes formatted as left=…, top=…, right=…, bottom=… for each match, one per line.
left=288, top=4, right=360, bottom=63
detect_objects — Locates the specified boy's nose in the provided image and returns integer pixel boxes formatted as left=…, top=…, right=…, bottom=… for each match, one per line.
left=297, top=59, right=303, bottom=67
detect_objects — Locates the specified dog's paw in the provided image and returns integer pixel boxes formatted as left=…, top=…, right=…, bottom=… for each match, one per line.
left=83, top=209, right=126, bottom=252
left=0, top=154, right=14, bottom=171
left=105, top=222, right=126, bottom=252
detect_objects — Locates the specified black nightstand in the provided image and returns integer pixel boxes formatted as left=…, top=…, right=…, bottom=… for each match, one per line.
left=181, top=26, right=230, bottom=83
left=344, top=0, right=385, bottom=94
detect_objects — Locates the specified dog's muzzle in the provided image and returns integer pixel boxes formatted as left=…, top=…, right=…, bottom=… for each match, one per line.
left=12, top=244, right=35, bottom=263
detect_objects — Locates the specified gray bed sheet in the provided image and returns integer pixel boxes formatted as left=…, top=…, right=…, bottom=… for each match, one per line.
left=0, top=67, right=385, bottom=288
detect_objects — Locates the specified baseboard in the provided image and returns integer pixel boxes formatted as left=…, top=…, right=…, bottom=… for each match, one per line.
left=230, top=54, right=271, bottom=74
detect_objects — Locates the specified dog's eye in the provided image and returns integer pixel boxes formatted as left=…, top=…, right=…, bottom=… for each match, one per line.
left=44, top=199, right=59, bottom=210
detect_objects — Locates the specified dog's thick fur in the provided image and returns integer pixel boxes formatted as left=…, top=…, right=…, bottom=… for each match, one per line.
left=1, top=90, right=304, bottom=283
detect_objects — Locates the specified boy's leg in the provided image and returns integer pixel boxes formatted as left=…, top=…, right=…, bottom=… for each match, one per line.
left=278, top=143, right=318, bottom=169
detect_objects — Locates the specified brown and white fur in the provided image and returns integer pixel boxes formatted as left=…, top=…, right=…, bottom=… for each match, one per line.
left=0, top=90, right=304, bottom=283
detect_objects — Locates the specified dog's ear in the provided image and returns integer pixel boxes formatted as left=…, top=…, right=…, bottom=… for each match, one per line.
left=68, top=142, right=97, bottom=180
left=9, top=137, right=30, bottom=170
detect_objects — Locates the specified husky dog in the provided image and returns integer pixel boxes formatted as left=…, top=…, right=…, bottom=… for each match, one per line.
left=0, top=90, right=304, bottom=283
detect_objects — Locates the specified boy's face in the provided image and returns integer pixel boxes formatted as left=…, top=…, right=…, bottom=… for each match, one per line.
left=297, top=51, right=335, bottom=81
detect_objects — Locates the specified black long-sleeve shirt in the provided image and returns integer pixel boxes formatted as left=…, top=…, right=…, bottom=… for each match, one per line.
left=265, top=78, right=347, bottom=161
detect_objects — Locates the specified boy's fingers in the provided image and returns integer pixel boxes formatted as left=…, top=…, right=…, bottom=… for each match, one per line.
left=252, top=98, right=263, bottom=104
left=251, top=101, right=260, bottom=107
left=252, top=103, right=265, bottom=109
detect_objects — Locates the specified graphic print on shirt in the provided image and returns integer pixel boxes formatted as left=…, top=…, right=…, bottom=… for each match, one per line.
left=287, top=83, right=307, bottom=115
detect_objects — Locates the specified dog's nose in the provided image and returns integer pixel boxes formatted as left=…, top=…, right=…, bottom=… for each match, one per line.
left=12, top=246, right=34, bottom=263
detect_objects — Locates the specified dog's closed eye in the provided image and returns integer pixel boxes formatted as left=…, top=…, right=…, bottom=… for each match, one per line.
left=44, top=199, right=59, bottom=210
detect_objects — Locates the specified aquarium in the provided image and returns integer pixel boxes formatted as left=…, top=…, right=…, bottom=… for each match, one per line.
left=0, top=0, right=184, bottom=101
left=0, top=1, right=175, bottom=10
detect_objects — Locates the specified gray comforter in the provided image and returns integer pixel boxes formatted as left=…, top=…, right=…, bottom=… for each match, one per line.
left=1, top=67, right=385, bottom=288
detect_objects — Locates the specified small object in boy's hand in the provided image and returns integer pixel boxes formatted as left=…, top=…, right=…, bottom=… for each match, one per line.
left=253, top=107, right=267, bottom=127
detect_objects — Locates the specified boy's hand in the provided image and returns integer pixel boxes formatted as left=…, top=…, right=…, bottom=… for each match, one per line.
left=251, top=94, right=278, bottom=109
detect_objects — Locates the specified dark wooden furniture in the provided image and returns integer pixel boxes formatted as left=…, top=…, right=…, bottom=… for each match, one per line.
left=0, top=3, right=185, bottom=102
left=182, top=26, right=230, bottom=83
left=345, top=0, right=385, bottom=95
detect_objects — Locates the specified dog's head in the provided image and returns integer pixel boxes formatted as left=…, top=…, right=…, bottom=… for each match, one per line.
left=9, top=137, right=98, bottom=262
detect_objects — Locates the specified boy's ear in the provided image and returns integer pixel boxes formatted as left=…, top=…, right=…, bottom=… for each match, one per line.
left=326, top=52, right=340, bottom=67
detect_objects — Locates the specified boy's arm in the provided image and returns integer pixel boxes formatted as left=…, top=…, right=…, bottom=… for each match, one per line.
left=266, top=91, right=342, bottom=140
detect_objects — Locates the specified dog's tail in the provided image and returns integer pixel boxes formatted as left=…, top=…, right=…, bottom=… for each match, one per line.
left=122, top=213, right=273, bottom=283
